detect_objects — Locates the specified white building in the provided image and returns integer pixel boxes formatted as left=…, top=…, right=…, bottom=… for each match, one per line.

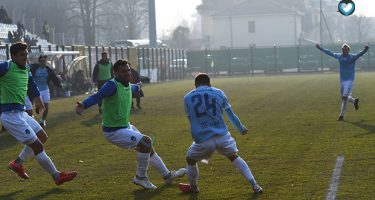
left=200, top=0, right=303, bottom=48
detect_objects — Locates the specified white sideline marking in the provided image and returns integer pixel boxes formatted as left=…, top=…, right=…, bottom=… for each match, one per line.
left=326, top=155, right=345, bottom=200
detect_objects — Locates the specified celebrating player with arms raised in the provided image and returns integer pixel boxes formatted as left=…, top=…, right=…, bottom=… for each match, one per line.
left=316, top=43, right=369, bottom=120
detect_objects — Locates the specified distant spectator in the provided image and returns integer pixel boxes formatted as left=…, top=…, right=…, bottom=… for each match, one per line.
left=16, top=21, right=25, bottom=38
left=0, top=5, right=8, bottom=23
left=42, top=21, right=50, bottom=42
left=130, top=65, right=144, bottom=109
left=92, top=52, right=113, bottom=113
left=7, top=31, right=13, bottom=43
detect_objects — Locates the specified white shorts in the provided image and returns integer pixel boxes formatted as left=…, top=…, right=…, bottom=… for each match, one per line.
left=1, top=111, right=43, bottom=144
left=24, top=90, right=50, bottom=110
left=25, top=96, right=33, bottom=111
left=187, top=133, right=238, bottom=161
left=103, top=124, right=144, bottom=149
left=40, top=89, right=51, bottom=104
left=340, top=80, right=353, bottom=97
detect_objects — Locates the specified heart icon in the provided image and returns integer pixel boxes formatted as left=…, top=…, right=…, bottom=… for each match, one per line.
left=338, top=1, right=355, bottom=16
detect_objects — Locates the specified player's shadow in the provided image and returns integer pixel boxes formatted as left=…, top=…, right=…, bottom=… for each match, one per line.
left=0, top=190, right=22, bottom=200
left=80, top=114, right=101, bottom=127
left=247, top=193, right=262, bottom=200
left=133, top=184, right=170, bottom=200
left=179, top=192, right=199, bottom=200
left=25, top=188, right=69, bottom=200
left=0, top=132, right=18, bottom=150
left=345, top=120, right=375, bottom=137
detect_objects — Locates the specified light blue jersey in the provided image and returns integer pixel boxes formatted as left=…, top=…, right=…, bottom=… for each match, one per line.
left=34, top=67, right=49, bottom=91
left=318, top=46, right=368, bottom=81
left=184, top=86, right=232, bottom=144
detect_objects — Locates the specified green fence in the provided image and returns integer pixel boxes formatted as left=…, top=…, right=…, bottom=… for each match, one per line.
left=187, top=43, right=375, bottom=75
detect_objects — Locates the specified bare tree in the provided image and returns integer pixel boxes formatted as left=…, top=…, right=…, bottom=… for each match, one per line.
left=171, top=25, right=191, bottom=49
left=68, top=0, right=112, bottom=45
left=115, top=0, right=148, bottom=40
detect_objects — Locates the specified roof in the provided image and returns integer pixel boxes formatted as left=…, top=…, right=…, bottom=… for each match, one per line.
left=212, top=0, right=303, bottom=17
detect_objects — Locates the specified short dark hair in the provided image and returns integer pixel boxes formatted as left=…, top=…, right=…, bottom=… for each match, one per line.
left=195, top=73, right=210, bottom=86
left=39, top=55, right=47, bottom=60
left=101, top=52, right=108, bottom=55
left=113, top=59, right=129, bottom=72
left=10, top=42, right=28, bottom=56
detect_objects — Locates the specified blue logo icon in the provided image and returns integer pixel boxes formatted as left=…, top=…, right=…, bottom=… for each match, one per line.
left=338, top=0, right=355, bottom=16
left=25, top=129, right=30, bottom=134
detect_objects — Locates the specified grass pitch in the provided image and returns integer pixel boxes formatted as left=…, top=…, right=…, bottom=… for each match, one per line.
left=0, top=72, right=375, bottom=200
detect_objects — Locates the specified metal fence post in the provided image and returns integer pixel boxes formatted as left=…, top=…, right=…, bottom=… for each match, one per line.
left=227, top=48, right=232, bottom=76
left=88, top=46, right=92, bottom=79
left=167, top=49, right=172, bottom=80
left=61, top=45, right=66, bottom=71
left=183, top=49, right=186, bottom=79
left=108, top=46, right=112, bottom=63
left=146, top=48, right=150, bottom=79
left=5, top=44, right=9, bottom=60
left=121, top=47, right=124, bottom=59
left=115, top=47, right=118, bottom=61
left=155, top=48, right=159, bottom=82
left=204, top=48, right=208, bottom=73
left=95, top=46, right=99, bottom=63
left=273, top=44, right=277, bottom=73
left=251, top=45, right=254, bottom=76
left=297, top=43, right=301, bottom=73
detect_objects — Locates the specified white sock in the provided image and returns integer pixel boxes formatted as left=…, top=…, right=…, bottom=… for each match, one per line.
left=149, top=152, right=170, bottom=177
left=187, top=164, right=199, bottom=186
left=18, top=146, right=35, bottom=164
left=136, top=152, right=150, bottom=178
left=348, top=96, right=355, bottom=103
left=232, top=157, right=257, bottom=187
left=340, top=100, right=348, bottom=117
left=35, top=151, right=59, bottom=176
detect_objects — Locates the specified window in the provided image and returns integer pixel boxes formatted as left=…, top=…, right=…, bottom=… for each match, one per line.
left=248, top=21, right=255, bottom=33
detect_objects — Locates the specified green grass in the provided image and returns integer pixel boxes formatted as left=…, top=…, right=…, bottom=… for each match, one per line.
left=0, top=72, right=375, bottom=200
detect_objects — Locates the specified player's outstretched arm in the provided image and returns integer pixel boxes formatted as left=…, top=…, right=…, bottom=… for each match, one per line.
left=225, top=107, right=248, bottom=135
left=75, top=80, right=116, bottom=115
left=316, top=44, right=339, bottom=59
left=354, top=45, right=370, bottom=60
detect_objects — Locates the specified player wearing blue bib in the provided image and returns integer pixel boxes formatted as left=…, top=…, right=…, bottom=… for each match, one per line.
left=316, top=43, right=369, bottom=120
left=178, top=73, right=262, bottom=194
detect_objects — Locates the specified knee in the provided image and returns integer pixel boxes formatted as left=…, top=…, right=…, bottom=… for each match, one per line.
left=29, top=140, right=44, bottom=155
left=137, top=136, right=152, bottom=153
left=342, top=96, right=348, bottom=101
left=186, top=156, right=197, bottom=165
left=37, top=130, right=48, bottom=143
left=227, top=153, right=238, bottom=162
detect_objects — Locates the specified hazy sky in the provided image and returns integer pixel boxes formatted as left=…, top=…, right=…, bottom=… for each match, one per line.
left=155, top=0, right=201, bottom=36
left=155, top=0, right=375, bottom=37
left=352, top=0, right=375, bottom=17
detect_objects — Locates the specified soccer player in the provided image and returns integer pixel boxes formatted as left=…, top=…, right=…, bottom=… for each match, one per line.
left=178, top=73, right=262, bottom=194
left=93, top=52, right=113, bottom=113
left=316, top=43, right=369, bottom=120
left=75, top=59, right=186, bottom=190
left=0, top=42, right=77, bottom=185
left=30, top=55, right=63, bottom=127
